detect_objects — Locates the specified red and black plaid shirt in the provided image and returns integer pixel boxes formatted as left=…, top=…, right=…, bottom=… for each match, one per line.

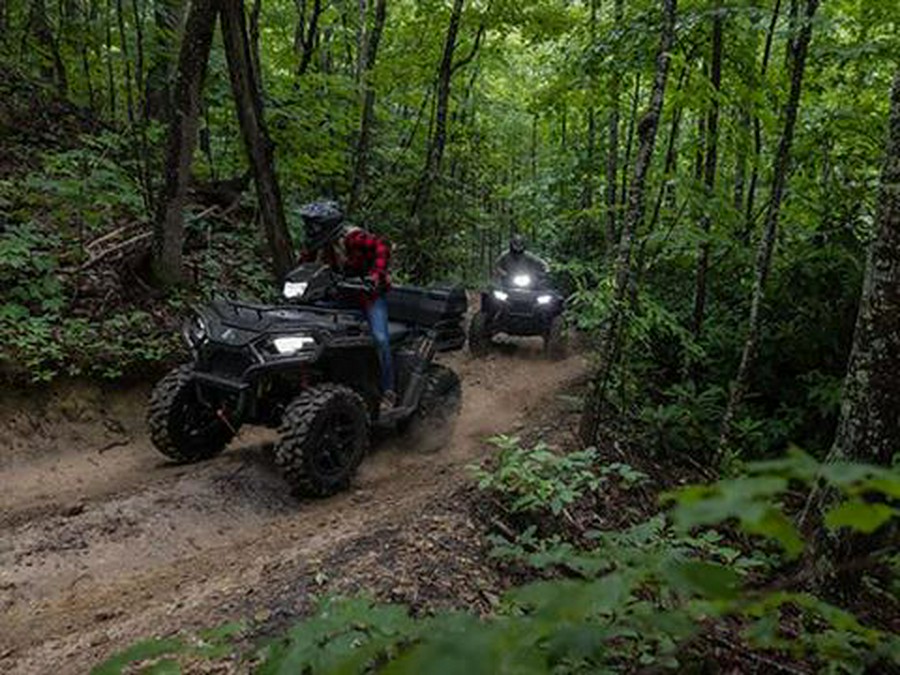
left=301, top=228, right=392, bottom=303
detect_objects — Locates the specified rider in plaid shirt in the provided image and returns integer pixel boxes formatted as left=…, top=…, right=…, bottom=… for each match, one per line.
left=299, top=201, right=396, bottom=411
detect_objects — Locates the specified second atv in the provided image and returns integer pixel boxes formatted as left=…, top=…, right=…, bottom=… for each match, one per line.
left=468, top=269, right=566, bottom=358
left=148, top=264, right=466, bottom=497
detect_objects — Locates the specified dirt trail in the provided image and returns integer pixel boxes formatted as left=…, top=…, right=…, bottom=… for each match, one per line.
left=0, top=346, right=586, bottom=674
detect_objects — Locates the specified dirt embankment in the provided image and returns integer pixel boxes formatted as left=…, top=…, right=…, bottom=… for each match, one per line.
left=0, top=345, right=587, bottom=675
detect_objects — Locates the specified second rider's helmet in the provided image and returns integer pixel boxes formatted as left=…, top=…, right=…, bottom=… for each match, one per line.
left=299, top=200, right=345, bottom=250
left=510, top=233, right=526, bottom=255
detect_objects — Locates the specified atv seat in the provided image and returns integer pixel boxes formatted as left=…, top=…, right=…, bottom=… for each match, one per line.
left=388, top=321, right=412, bottom=343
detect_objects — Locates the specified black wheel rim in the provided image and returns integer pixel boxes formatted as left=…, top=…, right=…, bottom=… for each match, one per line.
left=311, top=409, right=359, bottom=478
left=176, top=387, right=223, bottom=441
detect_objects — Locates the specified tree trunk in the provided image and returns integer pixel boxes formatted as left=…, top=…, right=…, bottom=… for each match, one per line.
left=579, top=0, right=677, bottom=446
left=690, top=0, right=723, bottom=339
left=29, top=0, right=68, bottom=94
left=152, top=0, right=218, bottom=287
left=145, top=0, right=182, bottom=120
left=249, top=0, right=263, bottom=87
left=221, top=0, right=295, bottom=283
left=619, top=73, right=640, bottom=207
left=105, top=0, right=116, bottom=116
left=115, top=0, right=136, bottom=124
left=408, top=0, right=467, bottom=280
left=297, top=0, right=322, bottom=76
left=717, top=0, right=819, bottom=457
left=743, top=0, right=782, bottom=240
left=831, top=69, right=900, bottom=468
left=604, top=0, right=624, bottom=264
left=348, top=0, right=387, bottom=215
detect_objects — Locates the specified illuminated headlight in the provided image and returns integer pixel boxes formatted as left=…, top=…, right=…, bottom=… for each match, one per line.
left=537, top=295, right=553, bottom=305
left=272, top=335, right=317, bottom=355
left=512, top=274, right=532, bottom=288
left=283, top=281, right=309, bottom=299
left=187, top=316, right=207, bottom=344
left=493, top=290, right=509, bottom=302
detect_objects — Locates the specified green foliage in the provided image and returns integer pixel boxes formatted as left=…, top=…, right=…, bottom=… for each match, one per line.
left=473, top=435, right=603, bottom=515
left=91, top=622, right=244, bottom=675
left=96, top=448, right=900, bottom=674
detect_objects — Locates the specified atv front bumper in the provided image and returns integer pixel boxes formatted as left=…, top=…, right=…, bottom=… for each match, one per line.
left=481, top=291, right=563, bottom=337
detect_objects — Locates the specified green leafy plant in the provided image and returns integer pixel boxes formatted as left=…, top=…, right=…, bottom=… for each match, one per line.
left=472, top=435, right=603, bottom=515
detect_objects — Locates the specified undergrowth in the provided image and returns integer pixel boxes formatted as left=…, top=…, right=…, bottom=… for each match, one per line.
left=93, top=437, right=900, bottom=674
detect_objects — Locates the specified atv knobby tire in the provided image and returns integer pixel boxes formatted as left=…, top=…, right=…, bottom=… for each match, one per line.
left=468, top=310, right=492, bottom=357
left=404, top=364, right=462, bottom=453
left=148, top=364, right=235, bottom=463
left=544, top=315, right=568, bottom=360
left=274, top=384, right=369, bottom=497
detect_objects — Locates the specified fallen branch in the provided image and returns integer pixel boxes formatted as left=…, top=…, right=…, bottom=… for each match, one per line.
left=84, top=220, right=143, bottom=253
left=79, top=231, right=153, bottom=271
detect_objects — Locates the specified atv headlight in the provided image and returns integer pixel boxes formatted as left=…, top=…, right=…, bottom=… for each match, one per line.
left=283, top=281, right=309, bottom=299
left=272, top=335, right=317, bottom=355
left=186, top=315, right=208, bottom=345
left=512, top=274, right=532, bottom=288
left=536, top=294, right=553, bottom=305
left=493, top=290, right=509, bottom=302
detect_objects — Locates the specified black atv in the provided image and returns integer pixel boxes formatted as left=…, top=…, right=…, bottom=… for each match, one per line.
left=147, top=264, right=467, bottom=497
left=468, top=271, right=566, bottom=358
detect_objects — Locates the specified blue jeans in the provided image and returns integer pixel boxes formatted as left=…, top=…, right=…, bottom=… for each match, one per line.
left=365, top=296, right=395, bottom=395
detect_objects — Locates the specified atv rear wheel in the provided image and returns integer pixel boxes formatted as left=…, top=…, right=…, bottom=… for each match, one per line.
left=274, top=384, right=369, bottom=497
left=148, top=364, right=235, bottom=463
left=468, top=311, right=492, bottom=357
left=403, top=364, right=462, bottom=453
left=544, top=315, right=568, bottom=360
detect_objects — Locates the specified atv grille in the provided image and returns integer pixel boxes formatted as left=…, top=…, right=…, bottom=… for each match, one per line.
left=197, top=345, right=258, bottom=381
left=507, top=298, right=534, bottom=315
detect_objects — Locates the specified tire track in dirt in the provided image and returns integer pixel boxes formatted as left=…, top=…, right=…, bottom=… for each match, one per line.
left=0, top=345, right=587, bottom=674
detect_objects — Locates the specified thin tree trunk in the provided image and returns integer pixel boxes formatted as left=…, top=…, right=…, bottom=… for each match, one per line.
left=145, top=0, right=181, bottom=121
left=604, top=0, right=624, bottom=264
left=408, top=0, right=468, bottom=280
left=355, top=0, right=367, bottom=82
left=293, top=0, right=306, bottom=54
left=619, top=73, right=640, bottom=208
left=348, top=0, right=387, bottom=215
left=29, top=0, right=68, bottom=94
left=743, top=0, right=782, bottom=240
left=297, top=0, right=322, bottom=76
left=105, top=0, right=116, bottom=117
left=691, top=0, right=723, bottom=339
left=579, top=0, right=677, bottom=446
left=635, top=62, right=690, bottom=284
left=831, top=68, right=900, bottom=468
left=152, top=0, right=218, bottom=287
left=249, top=0, right=263, bottom=86
left=115, top=0, right=135, bottom=124
left=717, top=0, right=820, bottom=457
left=221, top=0, right=294, bottom=283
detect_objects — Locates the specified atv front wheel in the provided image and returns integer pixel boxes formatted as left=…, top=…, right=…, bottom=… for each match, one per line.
left=404, top=364, right=462, bottom=453
left=544, top=316, right=568, bottom=360
left=148, top=364, right=235, bottom=463
left=274, top=384, right=369, bottom=497
left=468, top=311, right=492, bottom=357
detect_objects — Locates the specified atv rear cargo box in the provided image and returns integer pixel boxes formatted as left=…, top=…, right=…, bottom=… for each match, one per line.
left=386, top=285, right=467, bottom=351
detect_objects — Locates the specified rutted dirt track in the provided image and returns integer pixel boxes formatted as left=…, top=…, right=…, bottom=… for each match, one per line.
left=0, top=347, right=586, bottom=674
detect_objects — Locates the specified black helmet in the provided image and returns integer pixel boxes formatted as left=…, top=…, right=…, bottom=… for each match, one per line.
left=299, top=200, right=345, bottom=250
left=510, top=234, right=526, bottom=255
